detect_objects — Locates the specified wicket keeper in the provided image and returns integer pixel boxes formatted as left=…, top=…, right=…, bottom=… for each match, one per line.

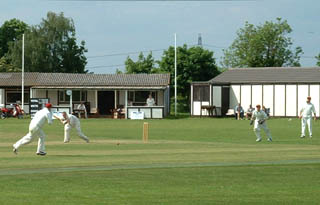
left=251, top=104, right=272, bottom=142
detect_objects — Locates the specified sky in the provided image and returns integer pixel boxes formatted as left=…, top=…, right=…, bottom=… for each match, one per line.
left=1, top=0, right=320, bottom=74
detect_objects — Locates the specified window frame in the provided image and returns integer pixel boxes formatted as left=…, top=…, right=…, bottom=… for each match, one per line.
left=58, top=90, right=87, bottom=103
left=128, top=91, right=157, bottom=105
left=5, top=90, right=30, bottom=104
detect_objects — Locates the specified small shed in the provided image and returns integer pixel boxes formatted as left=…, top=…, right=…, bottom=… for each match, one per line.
left=191, top=67, right=320, bottom=117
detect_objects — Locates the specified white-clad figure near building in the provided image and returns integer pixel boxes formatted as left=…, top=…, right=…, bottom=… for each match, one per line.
left=54, top=112, right=89, bottom=143
left=77, top=102, right=87, bottom=119
left=146, top=94, right=155, bottom=106
left=13, top=103, right=53, bottom=155
left=251, top=104, right=272, bottom=142
left=299, top=96, right=317, bottom=138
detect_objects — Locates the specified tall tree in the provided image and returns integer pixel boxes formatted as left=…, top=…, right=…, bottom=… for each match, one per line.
left=316, top=54, right=320, bottom=67
left=0, top=56, right=20, bottom=72
left=124, top=52, right=157, bottom=74
left=159, top=45, right=220, bottom=99
left=0, top=18, right=28, bottom=58
left=222, top=18, right=303, bottom=68
left=7, top=12, right=87, bottom=73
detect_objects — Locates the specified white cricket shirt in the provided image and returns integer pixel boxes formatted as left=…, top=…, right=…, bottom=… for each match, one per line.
left=300, top=103, right=316, bottom=118
left=30, top=108, right=53, bottom=128
left=146, top=98, right=155, bottom=106
left=252, top=110, right=268, bottom=121
left=63, top=114, right=80, bottom=127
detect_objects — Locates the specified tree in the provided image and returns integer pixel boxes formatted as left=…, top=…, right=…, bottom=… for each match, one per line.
left=0, top=56, right=20, bottom=72
left=7, top=12, right=87, bottom=73
left=316, top=54, right=320, bottom=67
left=159, top=45, right=220, bottom=99
left=0, top=18, right=28, bottom=58
left=222, top=18, right=303, bottom=68
left=124, top=52, right=157, bottom=74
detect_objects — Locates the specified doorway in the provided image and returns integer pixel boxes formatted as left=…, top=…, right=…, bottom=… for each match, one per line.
left=98, top=91, right=115, bottom=115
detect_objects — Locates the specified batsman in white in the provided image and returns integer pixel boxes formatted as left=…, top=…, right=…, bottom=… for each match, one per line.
left=13, top=103, right=53, bottom=155
left=54, top=112, right=89, bottom=143
left=250, top=104, right=272, bottom=142
left=299, top=96, right=317, bottom=138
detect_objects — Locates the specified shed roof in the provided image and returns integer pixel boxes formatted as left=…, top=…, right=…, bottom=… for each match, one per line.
left=0, top=72, right=170, bottom=88
left=208, top=67, right=320, bottom=84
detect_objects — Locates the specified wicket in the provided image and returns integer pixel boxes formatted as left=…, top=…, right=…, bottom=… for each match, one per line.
left=143, top=122, right=149, bottom=143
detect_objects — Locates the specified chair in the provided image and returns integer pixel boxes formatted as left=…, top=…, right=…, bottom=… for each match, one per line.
left=112, top=107, right=125, bottom=119
left=225, top=109, right=235, bottom=117
left=90, top=108, right=99, bottom=118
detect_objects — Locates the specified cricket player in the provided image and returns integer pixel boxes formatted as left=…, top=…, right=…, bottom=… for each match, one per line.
left=76, top=102, right=87, bottom=119
left=54, top=112, right=89, bottom=143
left=251, top=104, right=272, bottom=142
left=299, top=96, right=316, bottom=138
left=146, top=94, right=155, bottom=106
left=13, top=103, right=53, bottom=155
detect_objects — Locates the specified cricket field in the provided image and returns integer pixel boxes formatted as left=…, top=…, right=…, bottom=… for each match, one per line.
left=0, top=117, right=319, bottom=204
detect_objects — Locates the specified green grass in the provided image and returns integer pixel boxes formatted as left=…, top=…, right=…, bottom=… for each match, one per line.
left=0, top=117, right=319, bottom=204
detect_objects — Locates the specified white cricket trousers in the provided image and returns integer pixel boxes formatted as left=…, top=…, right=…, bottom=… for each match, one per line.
left=301, top=117, right=312, bottom=136
left=254, top=121, right=272, bottom=140
left=13, top=124, right=46, bottom=153
left=64, top=124, right=88, bottom=143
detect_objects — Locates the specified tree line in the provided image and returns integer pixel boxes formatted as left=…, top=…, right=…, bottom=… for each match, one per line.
left=0, top=12, right=87, bottom=73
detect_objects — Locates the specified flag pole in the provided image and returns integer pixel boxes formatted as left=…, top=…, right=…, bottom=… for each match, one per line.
left=174, top=33, right=177, bottom=116
left=22, top=34, right=25, bottom=110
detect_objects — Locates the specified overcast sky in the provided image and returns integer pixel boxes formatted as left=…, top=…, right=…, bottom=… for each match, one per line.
left=1, top=0, right=320, bottom=73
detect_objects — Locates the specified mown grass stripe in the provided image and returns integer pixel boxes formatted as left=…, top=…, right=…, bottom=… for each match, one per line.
left=1, top=159, right=319, bottom=176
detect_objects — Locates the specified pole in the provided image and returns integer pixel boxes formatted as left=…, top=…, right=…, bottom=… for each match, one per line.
left=174, top=33, right=177, bottom=116
left=21, top=34, right=25, bottom=110
left=70, top=91, right=72, bottom=114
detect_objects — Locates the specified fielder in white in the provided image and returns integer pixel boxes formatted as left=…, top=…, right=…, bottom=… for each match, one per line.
left=299, top=96, right=317, bottom=138
left=251, top=104, right=272, bottom=142
left=54, top=112, right=89, bottom=143
left=13, top=103, right=53, bottom=155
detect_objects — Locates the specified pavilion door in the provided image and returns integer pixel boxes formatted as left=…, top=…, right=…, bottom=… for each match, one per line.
left=98, top=91, right=115, bottom=115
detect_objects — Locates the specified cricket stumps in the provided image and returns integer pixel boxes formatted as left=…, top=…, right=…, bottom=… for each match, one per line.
left=143, top=122, right=149, bottom=143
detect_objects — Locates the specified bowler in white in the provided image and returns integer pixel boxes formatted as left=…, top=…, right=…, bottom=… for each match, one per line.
left=251, top=104, right=272, bottom=142
left=55, top=112, right=89, bottom=143
left=13, top=103, right=53, bottom=155
left=299, top=96, right=316, bottom=138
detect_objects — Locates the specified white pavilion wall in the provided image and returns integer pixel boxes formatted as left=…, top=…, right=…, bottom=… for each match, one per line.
left=252, top=85, right=263, bottom=109
left=310, top=85, right=320, bottom=117
left=274, top=85, right=285, bottom=116
left=230, top=85, right=240, bottom=109
left=297, top=85, right=309, bottom=115
left=285, top=85, right=297, bottom=116
left=263, top=85, right=274, bottom=116
left=212, top=83, right=320, bottom=117
left=240, top=85, right=251, bottom=111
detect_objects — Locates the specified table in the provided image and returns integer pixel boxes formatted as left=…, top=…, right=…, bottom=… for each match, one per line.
left=200, top=105, right=217, bottom=117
